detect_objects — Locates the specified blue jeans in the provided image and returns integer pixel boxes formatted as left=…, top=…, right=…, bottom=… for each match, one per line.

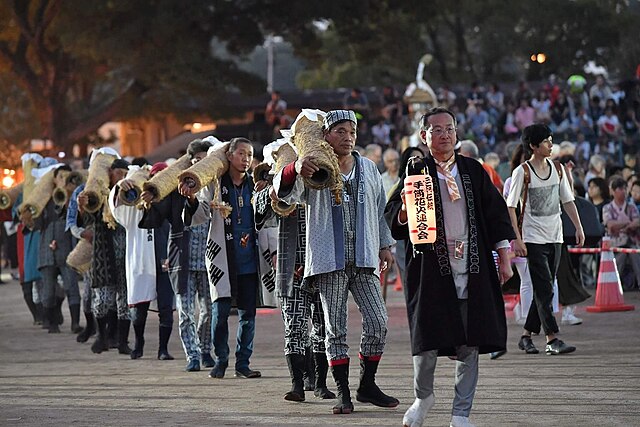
left=211, top=273, right=257, bottom=370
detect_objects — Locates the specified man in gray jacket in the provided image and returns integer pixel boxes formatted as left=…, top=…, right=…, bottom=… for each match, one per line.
left=273, top=110, right=398, bottom=414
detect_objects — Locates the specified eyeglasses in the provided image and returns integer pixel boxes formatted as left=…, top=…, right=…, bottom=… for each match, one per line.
left=428, top=127, right=456, bottom=136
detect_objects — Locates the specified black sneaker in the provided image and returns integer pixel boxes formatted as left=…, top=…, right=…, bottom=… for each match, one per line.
left=545, top=339, right=576, bottom=355
left=517, top=336, right=539, bottom=354
left=235, top=367, right=261, bottom=378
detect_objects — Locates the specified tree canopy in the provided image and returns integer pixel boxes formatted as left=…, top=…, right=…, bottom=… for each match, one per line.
left=0, top=0, right=637, bottom=152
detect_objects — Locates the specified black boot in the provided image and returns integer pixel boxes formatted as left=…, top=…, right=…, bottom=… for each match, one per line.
left=23, top=289, right=39, bottom=325
left=106, top=310, right=118, bottom=349
left=313, top=352, right=336, bottom=399
left=91, top=316, right=109, bottom=354
left=284, top=353, right=306, bottom=402
left=117, top=319, right=132, bottom=355
left=47, top=306, right=61, bottom=333
left=331, top=361, right=354, bottom=414
left=55, top=296, right=65, bottom=326
left=157, top=326, right=174, bottom=360
left=69, top=304, right=83, bottom=334
left=130, top=306, right=147, bottom=359
left=303, top=346, right=316, bottom=391
left=41, top=307, right=50, bottom=329
left=34, top=302, right=43, bottom=325
left=76, top=311, right=96, bottom=343
left=355, top=354, right=399, bottom=408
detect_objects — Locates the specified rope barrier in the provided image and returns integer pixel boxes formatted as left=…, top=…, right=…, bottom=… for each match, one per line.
left=567, top=246, right=640, bottom=254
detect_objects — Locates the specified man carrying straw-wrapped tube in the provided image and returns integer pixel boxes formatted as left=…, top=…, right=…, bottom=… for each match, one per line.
left=273, top=110, right=398, bottom=415
left=22, top=163, right=81, bottom=334
left=77, top=155, right=131, bottom=355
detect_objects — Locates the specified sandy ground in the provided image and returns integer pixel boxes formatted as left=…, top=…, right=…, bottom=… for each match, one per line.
left=0, top=270, right=639, bottom=426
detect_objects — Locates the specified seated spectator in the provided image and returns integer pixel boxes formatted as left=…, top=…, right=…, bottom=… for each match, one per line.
left=550, top=92, right=572, bottom=134
left=587, top=177, right=610, bottom=222
left=589, top=75, right=613, bottom=109
left=597, top=107, right=623, bottom=140
left=343, top=88, right=370, bottom=121
left=364, top=143, right=383, bottom=172
left=485, top=83, right=505, bottom=120
left=437, top=85, right=457, bottom=108
left=602, top=176, right=640, bottom=290
left=466, top=81, right=485, bottom=107
left=622, top=109, right=639, bottom=138
left=532, top=89, right=552, bottom=123
left=466, top=104, right=490, bottom=138
left=381, top=148, right=400, bottom=198
left=631, top=180, right=640, bottom=211
left=572, top=106, right=595, bottom=139
left=515, top=98, right=535, bottom=131
left=371, top=117, right=392, bottom=147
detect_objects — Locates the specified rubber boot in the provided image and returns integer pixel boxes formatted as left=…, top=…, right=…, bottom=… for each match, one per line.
left=355, top=354, right=399, bottom=408
left=157, top=326, right=174, bottom=360
left=330, top=361, right=354, bottom=414
left=47, top=306, right=61, bottom=333
left=77, top=311, right=96, bottom=343
left=69, top=304, right=83, bottom=333
left=34, top=302, right=43, bottom=325
left=22, top=288, right=39, bottom=325
left=284, top=353, right=306, bottom=402
left=131, top=307, right=148, bottom=359
left=303, top=346, right=316, bottom=391
left=117, top=319, right=132, bottom=355
left=106, top=310, right=118, bottom=349
left=55, top=296, right=65, bottom=326
left=313, top=352, right=336, bottom=399
left=91, top=316, right=109, bottom=354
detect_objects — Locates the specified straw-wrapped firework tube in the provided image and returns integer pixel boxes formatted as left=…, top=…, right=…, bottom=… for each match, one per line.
left=0, top=183, right=23, bottom=210
left=66, top=238, right=93, bottom=274
left=179, top=142, right=230, bottom=194
left=19, top=169, right=56, bottom=220
left=271, top=143, right=298, bottom=217
left=143, top=154, right=192, bottom=203
left=118, top=167, right=150, bottom=206
left=102, top=194, right=118, bottom=229
left=290, top=115, right=342, bottom=195
left=53, top=170, right=88, bottom=207
left=22, top=158, right=39, bottom=198
left=84, top=153, right=118, bottom=214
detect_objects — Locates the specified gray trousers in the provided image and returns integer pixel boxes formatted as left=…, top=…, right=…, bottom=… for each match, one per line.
left=412, top=300, right=479, bottom=417
left=316, top=265, right=388, bottom=362
left=176, top=270, right=212, bottom=361
left=40, top=265, right=80, bottom=308
left=81, top=272, right=92, bottom=314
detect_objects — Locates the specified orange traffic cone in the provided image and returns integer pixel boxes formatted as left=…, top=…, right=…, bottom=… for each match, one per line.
left=586, top=238, right=634, bottom=313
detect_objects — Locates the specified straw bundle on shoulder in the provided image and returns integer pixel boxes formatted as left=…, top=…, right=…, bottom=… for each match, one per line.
left=22, top=158, right=39, bottom=198
left=83, top=153, right=117, bottom=214
left=179, top=142, right=230, bottom=194
left=19, top=169, right=55, bottom=220
left=0, top=183, right=23, bottom=210
left=66, top=238, right=93, bottom=274
left=291, top=115, right=342, bottom=202
left=143, top=154, right=192, bottom=203
left=271, top=142, right=298, bottom=216
left=118, top=167, right=150, bottom=206
left=53, top=170, right=88, bottom=207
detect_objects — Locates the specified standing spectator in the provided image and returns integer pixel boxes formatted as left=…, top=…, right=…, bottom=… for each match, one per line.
left=459, top=140, right=503, bottom=194
left=365, top=144, right=384, bottom=172
left=381, top=148, right=400, bottom=198
left=514, top=80, right=533, bottom=105
left=438, top=85, right=457, bottom=109
left=602, top=176, right=640, bottom=291
left=507, top=124, right=584, bottom=356
left=587, top=177, right=610, bottom=222
left=466, top=82, right=484, bottom=107
left=265, top=91, right=287, bottom=129
left=532, top=90, right=552, bottom=123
